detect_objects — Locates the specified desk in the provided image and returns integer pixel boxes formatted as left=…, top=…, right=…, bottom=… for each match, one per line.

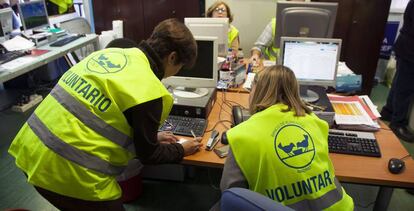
left=0, top=34, right=98, bottom=83
left=183, top=91, right=414, bottom=210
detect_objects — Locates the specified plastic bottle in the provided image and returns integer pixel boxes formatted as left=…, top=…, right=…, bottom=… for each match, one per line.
left=237, top=48, right=244, bottom=61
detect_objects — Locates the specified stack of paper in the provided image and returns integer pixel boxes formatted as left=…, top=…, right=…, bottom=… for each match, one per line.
left=328, top=94, right=380, bottom=131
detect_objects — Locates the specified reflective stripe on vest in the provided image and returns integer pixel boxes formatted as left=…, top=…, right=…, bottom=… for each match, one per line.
left=27, top=114, right=125, bottom=175
left=50, top=84, right=135, bottom=154
left=289, top=178, right=343, bottom=210
left=264, top=18, right=279, bottom=61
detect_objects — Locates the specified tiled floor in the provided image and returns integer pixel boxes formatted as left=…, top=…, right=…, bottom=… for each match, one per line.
left=0, top=84, right=413, bottom=211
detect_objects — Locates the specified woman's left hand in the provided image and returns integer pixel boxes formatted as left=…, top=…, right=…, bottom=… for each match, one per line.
left=157, top=131, right=179, bottom=144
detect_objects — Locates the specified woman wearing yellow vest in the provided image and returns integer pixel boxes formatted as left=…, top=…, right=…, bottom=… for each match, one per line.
left=250, top=0, right=305, bottom=62
left=206, top=1, right=240, bottom=54
left=217, top=65, right=354, bottom=210
left=8, top=19, right=202, bottom=210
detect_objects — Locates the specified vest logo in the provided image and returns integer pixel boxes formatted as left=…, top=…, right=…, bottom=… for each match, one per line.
left=87, top=52, right=127, bottom=74
left=274, top=124, right=315, bottom=169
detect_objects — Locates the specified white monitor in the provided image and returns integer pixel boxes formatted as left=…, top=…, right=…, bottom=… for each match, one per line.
left=279, top=37, right=341, bottom=102
left=0, top=7, right=13, bottom=43
left=18, top=0, right=50, bottom=32
left=275, top=1, right=338, bottom=48
left=162, top=36, right=218, bottom=98
left=184, top=17, right=228, bottom=57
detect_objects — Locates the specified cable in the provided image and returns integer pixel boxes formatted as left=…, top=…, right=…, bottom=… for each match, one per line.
left=400, top=154, right=412, bottom=160
left=205, top=120, right=232, bottom=133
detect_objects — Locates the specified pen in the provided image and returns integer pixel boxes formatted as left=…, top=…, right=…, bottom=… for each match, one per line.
left=190, top=130, right=197, bottom=139
left=164, top=120, right=174, bottom=127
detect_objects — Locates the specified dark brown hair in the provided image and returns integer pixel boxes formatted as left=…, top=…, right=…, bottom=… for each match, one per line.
left=206, top=1, right=234, bottom=23
left=249, top=65, right=311, bottom=116
left=146, top=18, right=197, bottom=68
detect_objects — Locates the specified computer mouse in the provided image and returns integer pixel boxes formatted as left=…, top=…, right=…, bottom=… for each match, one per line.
left=388, top=158, right=405, bottom=174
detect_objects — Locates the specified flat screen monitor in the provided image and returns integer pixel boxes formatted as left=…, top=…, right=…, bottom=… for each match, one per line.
left=0, top=7, right=13, bottom=42
left=275, top=1, right=338, bottom=48
left=184, top=17, right=228, bottom=57
left=18, top=0, right=50, bottom=32
left=279, top=37, right=341, bottom=102
left=162, top=36, right=218, bottom=98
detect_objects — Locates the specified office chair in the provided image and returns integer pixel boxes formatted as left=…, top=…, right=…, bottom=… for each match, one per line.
left=59, top=17, right=93, bottom=61
left=221, top=188, right=294, bottom=211
left=59, top=17, right=92, bottom=34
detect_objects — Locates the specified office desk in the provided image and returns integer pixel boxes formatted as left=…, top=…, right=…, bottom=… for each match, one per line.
left=0, top=34, right=98, bottom=83
left=183, top=91, right=414, bottom=210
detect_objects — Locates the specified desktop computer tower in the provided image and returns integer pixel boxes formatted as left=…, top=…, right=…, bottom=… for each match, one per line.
left=169, top=87, right=217, bottom=119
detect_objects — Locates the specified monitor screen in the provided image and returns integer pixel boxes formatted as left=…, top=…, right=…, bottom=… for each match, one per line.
left=275, top=1, right=338, bottom=48
left=175, top=40, right=214, bottom=79
left=280, top=37, right=341, bottom=87
left=18, top=0, right=49, bottom=31
left=162, top=36, right=218, bottom=97
left=184, top=18, right=228, bottom=57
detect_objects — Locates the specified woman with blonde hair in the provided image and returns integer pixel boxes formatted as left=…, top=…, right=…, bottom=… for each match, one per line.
left=215, top=65, right=354, bottom=210
left=206, top=1, right=240, bottom=53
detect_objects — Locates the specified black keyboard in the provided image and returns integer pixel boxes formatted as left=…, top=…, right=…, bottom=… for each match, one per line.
left=159, top=115, right=207, bottom=137
left=50, top=35, right=83, bottom=47
left=0, top=51, right=27, bottom=64
left=328, top=129, right=381, bottom=157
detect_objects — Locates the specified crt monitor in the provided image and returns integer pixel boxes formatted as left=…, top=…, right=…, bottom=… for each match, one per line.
left=279, top=36, right=341, bottom=102
left=162, top=36, right=218, bottom=98
left=0, top=7, right=13, bottom=42
left=18, top=0, right=50, bottom=32
left=275, top=1, right=338, bottom=48
left=184, top=17, right=228, bottom=57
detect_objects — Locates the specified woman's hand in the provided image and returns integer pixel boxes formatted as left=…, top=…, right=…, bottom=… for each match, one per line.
left=157, top=131, right=179, bottom=144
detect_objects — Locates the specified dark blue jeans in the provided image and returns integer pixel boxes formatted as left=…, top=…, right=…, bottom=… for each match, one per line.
left=383, top=57, right=414, bottom=127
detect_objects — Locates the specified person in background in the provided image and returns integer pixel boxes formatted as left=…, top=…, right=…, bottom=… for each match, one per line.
left=214, top=65, right=354, bottom=210
left=0, top=0, right=21, bottom=30
left=206, top=1, right=240, bottom=54
left=380, top=0, right=414, bottom=143
left=250, top=0, right=305, bottom=62
left=9, top=18, right=202, bottom=210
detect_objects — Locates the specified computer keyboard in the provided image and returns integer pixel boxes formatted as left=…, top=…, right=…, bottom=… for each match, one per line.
left=328, top=129, right=381, bottom=157
left=159, top=115, right=207, bottom=137
left=50, top=35, right=83, bottom=47
left=0, top=51, right=28, bottom=64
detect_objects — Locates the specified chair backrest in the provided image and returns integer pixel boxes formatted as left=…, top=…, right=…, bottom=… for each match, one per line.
left=221, top=188, right=294, bottom=211
left=59, top=17, right=91, bottom=34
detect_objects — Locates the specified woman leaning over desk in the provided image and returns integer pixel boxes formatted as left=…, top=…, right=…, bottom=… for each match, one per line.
left=206, top=1, right=240, bottom=53
left=216, top=65, right=354, bottom=210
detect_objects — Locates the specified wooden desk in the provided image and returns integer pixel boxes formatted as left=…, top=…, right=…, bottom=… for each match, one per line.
left=183, top=91, right=414, bottom=210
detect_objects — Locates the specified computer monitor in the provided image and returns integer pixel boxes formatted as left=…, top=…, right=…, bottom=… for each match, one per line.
left=275, top=1, right=338, bottom=48
left=279, top=37, right=341, bottom=102
left=184, top=17, right=228, bottom=57
left=0, top=7, right=13, bottom=43
left=162, top=36, right=218, bottom=98
left=18, top=0, right=50, bottom=32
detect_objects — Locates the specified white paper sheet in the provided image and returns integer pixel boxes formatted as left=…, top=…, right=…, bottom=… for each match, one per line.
left=2, top=36, right=35, bottom=51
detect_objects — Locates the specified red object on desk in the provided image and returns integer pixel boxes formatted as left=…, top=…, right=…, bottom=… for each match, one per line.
left=30, top=49, right=50, bottom=56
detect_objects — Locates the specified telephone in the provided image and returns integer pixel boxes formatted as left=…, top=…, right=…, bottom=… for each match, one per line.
left=220, top=106, right=252, bottom=145
left=232, top=106, right=251, bottom=126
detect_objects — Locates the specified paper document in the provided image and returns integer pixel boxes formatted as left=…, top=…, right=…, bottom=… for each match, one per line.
left=2, top=36, right=35, bottom=51
left=328, top=94, right=380, bottom=131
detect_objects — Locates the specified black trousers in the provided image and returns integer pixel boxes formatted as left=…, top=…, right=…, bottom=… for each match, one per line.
left=383, top=57, right=414, bottom=127
left=34, top=186, right=125, bottom=211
